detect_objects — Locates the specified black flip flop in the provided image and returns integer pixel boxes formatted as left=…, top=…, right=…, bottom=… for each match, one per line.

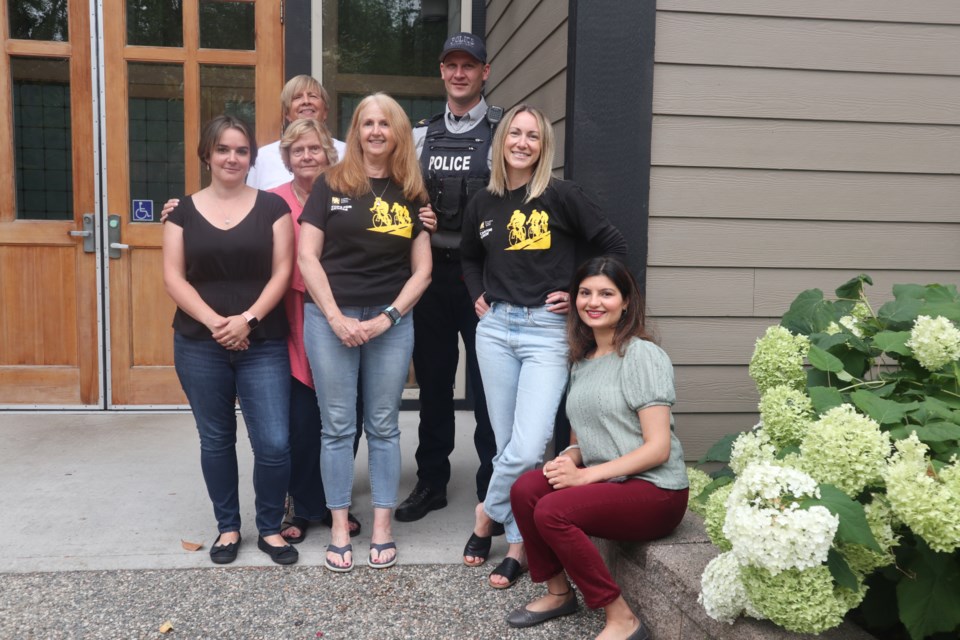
left=319, top=511, right=363, bottom=537
left=489, top=557, right=527, bottom=589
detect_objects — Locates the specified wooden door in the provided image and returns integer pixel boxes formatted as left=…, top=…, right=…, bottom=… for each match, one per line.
left=103, top=0, right=283, bottom=406
left=0, top=0, right=99, bottom=406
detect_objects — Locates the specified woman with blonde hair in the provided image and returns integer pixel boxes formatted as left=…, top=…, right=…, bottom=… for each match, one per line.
left=460, top=104, right=626, bottom=588
left=299, top=93, right=432, bottom=572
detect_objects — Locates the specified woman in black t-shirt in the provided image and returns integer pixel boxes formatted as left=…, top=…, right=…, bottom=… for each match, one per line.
left=460, top=104, right=626, bottom=589
left=163, top=115, right=298, bottom=566
left=298, top=93, right=432, bottom=572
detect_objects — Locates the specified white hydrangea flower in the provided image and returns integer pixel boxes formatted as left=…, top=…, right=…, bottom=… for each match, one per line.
left=824, top=322, right=841, bottom=336
left=838, top=315, right=863, bottom=338
left=749, top=326, right=810, bottom=394
left=885, top=434, right=960, bottom=553
left=905, top=315, right=960, bottom=372
left=699, top=551, right=754, bottom=624
left=686, top=467, right=714, bottom=517
left=729, top=430, right=777, bottom=475
left=724, top=463, right=839, bottom=574
left=798, top=404, right=890, bottom=497
left=758, top=385, right=814, bottom=449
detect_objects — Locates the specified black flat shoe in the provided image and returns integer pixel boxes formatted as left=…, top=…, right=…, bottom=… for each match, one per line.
left=319, top=511, right=363, bottom=537
left=280, top=516, right=309, bottom=544
left=463, top=532, right=492, bottom=566
left=626, top=621, right=651, bottom=640
left=507, top=593, right=578, bottom=628
left=489, top=557, right=527, bottom=589
left=209, top=532, right=241, bottom=565
left=257, top=535, right=299, bottom=565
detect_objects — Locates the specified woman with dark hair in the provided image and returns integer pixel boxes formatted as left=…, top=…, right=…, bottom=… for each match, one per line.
left=163, top=115, right=298, bottom=565
left=505, top=256, right=689, bottom=640
left=460, top=104, right=626, bottom=588
left=299, top=92, right=432, bottom=572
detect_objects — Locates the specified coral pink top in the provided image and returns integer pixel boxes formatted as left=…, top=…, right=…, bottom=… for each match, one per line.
left=270, top=181, right=313, bottom=389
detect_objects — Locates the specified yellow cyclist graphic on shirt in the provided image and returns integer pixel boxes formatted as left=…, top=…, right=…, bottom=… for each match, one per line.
left=368, top=197, right=413, bottom=238
left=506, top=207, right=550, bottom=250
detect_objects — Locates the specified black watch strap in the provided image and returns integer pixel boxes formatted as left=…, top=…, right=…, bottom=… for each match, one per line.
left=382, top=306, right=402, bottom=326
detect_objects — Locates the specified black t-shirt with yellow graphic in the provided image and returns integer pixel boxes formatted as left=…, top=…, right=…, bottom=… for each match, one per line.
left=460, top=178, right=626, bottom=307
left=299, top=174, right=425, bottom=306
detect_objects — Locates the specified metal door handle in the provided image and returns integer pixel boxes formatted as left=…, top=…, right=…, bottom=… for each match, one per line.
left=107, top=214, right=126, bottom=259
left=110, top=242, right=130, bottom=250
left=69, top=214, right=96, bottom=253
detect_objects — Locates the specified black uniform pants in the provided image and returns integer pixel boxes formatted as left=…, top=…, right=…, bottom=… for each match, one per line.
left=412, top=258, right=495, bottom=501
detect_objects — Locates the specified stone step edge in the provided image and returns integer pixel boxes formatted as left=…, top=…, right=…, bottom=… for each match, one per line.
left=593, top=512, right=877, bottom=640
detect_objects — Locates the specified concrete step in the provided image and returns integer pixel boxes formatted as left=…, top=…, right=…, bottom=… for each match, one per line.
left=596, top=512, right=877, bottom=640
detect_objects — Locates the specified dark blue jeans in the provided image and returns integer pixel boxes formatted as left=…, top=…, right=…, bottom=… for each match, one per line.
left=174, top=333, right=291, bottom=536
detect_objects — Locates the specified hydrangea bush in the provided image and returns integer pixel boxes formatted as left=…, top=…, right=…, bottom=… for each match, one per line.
left=691, top=276, right=960, bottom=640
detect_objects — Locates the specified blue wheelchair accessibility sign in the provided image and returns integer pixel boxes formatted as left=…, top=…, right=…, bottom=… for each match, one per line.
left=132, top=199, right=154, bottom=222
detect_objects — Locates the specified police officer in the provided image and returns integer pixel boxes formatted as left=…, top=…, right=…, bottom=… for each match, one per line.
left=395, top=32, right=501, bottom=526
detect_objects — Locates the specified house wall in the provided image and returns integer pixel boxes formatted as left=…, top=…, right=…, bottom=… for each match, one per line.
left=650, top=1, right=960, bottom=457
left=482, top=1, right=960, bottom=459
left=484, top=1, right=568, bottom=170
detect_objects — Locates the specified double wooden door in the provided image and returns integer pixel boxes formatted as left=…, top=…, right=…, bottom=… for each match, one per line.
left=0, top=0, right=282, bottom=408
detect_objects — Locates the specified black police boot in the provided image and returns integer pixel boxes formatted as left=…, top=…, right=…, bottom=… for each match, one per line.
left=395, top=482, right=448, bottom=522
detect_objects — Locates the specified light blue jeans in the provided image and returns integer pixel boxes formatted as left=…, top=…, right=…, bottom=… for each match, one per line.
left=476, top=302, right=570, bottom=543
left=303, top=302, right=413, bottom=509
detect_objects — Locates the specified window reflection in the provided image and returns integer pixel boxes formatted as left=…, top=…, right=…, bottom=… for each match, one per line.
left=128, top=63, right=185, bottom=222
left=8, top=0, right=68, bottom=41
left=338, top=0, right=446, bottom=76
left=127, top=0, right=183, bottom=47
left=199, top=65, right=255, bottom=187
left=200, top=0, right=255, bottom=50
left=12, top=57, right=73, bottom=221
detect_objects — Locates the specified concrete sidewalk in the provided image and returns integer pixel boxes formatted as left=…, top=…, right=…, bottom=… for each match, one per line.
left=0, top=411, right=499, bottom=572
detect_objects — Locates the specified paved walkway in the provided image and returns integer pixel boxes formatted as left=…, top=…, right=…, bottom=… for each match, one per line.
left=0, top=412, right=607, bottom=638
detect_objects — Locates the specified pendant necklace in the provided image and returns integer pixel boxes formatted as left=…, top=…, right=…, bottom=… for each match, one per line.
left=371, top=178, right=391, bottom=209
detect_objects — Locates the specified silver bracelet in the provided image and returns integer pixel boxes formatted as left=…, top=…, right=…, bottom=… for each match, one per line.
left=559, top=444, right=580, bottom=456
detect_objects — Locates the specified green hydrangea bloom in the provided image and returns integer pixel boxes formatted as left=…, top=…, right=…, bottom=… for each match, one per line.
left=741, top=565, right=864, bottom=634
left=838, top=494, right=898, bottom=577
left=749, top=326, right=810, bottom=394
left=799, top=404, right=889, bottom=497
left=850, top=302, right=871, bottom=323
left=686, top=467, right=713, bottom=517
left=758, top=385, right=814, bottom=449
left=704, top=484, right=734, bottom=552
left=905, top=315, right=960, bottom=372
left=729, top=429, right=776, bottom=475
left=885, top=434, right=960, bottom=553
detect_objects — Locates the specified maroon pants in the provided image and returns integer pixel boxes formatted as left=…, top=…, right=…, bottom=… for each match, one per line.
left=510, top=469, right=688, bottom=609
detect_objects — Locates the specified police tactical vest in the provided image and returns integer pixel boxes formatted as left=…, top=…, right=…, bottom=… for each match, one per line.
left=419, top=113, right=494, bottom=240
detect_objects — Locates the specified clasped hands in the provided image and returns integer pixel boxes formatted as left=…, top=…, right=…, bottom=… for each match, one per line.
left=330, top=313, right=392, bottom=347
left=210, top=315, right=250, bottom=351
left=542, top=453, right=587, bottom=490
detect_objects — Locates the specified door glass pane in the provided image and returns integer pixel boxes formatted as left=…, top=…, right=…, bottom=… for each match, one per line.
left=128, top=63, right=185, bottom=222
left=338, top=93, right=445, bottom=140
left=11, top=57, right=72, bottom=221
left=127, top=0, right=183, bottom=47
left=200, top=0, right=255, bottom=50
left=338, top=0, right=446, bottom=76
left=8, top=0, right=68, bottom=41
left=199, top=65, right=255, bottom=187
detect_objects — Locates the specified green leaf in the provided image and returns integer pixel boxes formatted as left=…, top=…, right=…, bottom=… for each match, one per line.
left=693, top=475, right=733, bottom=505
left=851, top=389, right=920, bottom=425
left=808, top=344, right=845, bottom=372
left=827, top=548, right=860, bottom=591
left=835, top=274, right=873, bottom=301
left=896, top=538, right=960, bottom=640
left=920, top=301, right=960, bottom=324
left=872, top=330, right=913, bottom=357
left=800, top=484, right=882, bottom=552
left=877, top=297, right=922, bottom=329
left=781, top=289, right=835, bottom=335
left=809, top=386, right=844, bottom=413
left=697, top=432, right=741, bottom=464
left=902, top=421, right=960, bottom=444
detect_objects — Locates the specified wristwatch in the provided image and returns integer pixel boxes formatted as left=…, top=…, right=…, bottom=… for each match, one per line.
left=381, top=306, right=402, bottom=326
left=242, top=311, right=259, bottom=330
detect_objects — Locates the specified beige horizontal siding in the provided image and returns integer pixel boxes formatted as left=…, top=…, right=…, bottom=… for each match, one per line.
left=674, top=413, right=757, bottom=460
left=652, top=116, right=960, bottom=174
left=655, top=318, right=773, bottom=366
left=654, top=64, right=960, bottom=125
left=649, top=168, right=960, bottom=223
left=657, top=0, right=960, bottom=25
left=656, top=12, right=960, bottom=75
left=648, top=219, right=960, bottom=270
left=675, top=366, right=757, bottom=413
